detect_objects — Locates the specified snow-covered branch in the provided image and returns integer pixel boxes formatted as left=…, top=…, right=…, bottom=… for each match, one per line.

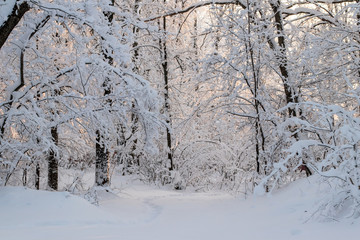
left=0, top=0, right=30, bottom=49
left=144, top=0, right=246, bottom=22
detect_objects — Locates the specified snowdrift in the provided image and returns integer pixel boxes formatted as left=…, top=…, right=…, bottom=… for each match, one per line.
left=0, top=175, right=359, bottom=240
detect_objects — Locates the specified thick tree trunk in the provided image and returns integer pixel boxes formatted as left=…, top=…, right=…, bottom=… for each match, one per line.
left=95, top=130, right=110, bottom=186
left=0, top=1, right=30, bottom=50
left=48, top=126, right=58, bottom=190
left=94, top=0, right=115, bottom=186
left=95, top=76, right=111, bottom=186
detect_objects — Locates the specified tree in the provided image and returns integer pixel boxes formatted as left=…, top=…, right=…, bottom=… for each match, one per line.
left=0, top=0, right=162, bottom=189
left=258, top=0, right=360, bottom=215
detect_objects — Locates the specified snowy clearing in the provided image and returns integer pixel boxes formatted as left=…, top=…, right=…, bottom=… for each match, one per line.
left=0, top=175, right=359, bottom=240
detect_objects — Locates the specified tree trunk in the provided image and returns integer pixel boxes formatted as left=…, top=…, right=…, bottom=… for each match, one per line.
left=268, top=0, right=311, bottom=176
left=268, top=0, right=299, bottom=117
left=129, top=0, right=141, bottom=168
left=48, top=126, right=58, bottom=190
left=0, top=1, right=30, bottom=49
left=159, top=8, right=174, bottom=171
left=95, top=130, right=110, bottom=186
left=94, top=0, right=115, bottom=186
left=35, top=162, right=40, bottom=190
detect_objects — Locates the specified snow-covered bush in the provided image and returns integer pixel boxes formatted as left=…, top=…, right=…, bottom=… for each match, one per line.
left=258, top=102, right=360, bottom=217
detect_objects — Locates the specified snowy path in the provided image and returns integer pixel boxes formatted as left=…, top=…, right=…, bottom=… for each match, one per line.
left=1, top=176, right=359, bottom=240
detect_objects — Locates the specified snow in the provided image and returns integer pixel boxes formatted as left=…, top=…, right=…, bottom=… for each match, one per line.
left=0, top=0, right=16, bottom=27
left=1, top=175, right=359, bottom=240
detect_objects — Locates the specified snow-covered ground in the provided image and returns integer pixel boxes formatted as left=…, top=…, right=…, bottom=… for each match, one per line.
left=0, top=175, right=359, bottom=240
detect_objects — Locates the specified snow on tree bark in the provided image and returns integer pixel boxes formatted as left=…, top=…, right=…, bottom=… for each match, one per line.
left=48, top=127, right=58, bottom=190
left=0, top=0, right=30, bottom=49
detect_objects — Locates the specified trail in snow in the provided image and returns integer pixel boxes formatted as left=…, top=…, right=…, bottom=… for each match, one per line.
left=95, top=188, right=164, bottom=225
left=0, top=175, right=359, bottom=240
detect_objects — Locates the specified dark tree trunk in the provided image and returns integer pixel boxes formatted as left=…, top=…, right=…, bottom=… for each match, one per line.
left=160, top=11, right=174, bottom=171
left=95, top=130, right=110, bottom=186
left=268, top=0, right=312, bottom=176
left=132, top=0, right=140, bottom=69
left=128, top=0, right=141, bottom=168
left=48, top=126, right=58, bottom=190
left=244, top=1, right=267, bottom=175
left=268, top=0, right=299, bottom=118
left=130, top=108, right=140, bottom=167
left=0, top=1, right=30, bottom=50
left=35, top=162, right=40, bottom=190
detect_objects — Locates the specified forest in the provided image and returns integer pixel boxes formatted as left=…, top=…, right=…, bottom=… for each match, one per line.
left=1, top=0, right=360, bottom=218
